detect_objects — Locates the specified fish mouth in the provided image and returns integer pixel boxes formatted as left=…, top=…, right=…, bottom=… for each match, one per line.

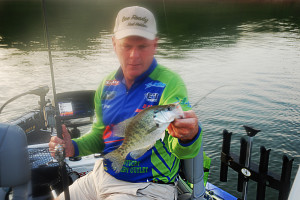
left=174, top=103, right=184, bottom=119
left=154, top=103, right=184, bottom=124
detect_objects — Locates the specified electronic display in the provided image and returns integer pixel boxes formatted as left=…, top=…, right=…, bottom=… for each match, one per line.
left=58, top=102, right=74, bottom=116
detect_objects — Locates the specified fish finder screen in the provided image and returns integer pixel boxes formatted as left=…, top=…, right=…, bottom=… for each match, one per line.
left=59, top=102, right=74, bottom=116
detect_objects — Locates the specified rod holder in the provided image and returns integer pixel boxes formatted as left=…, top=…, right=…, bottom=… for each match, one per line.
left=220, top=127, right=294, bottom=200
left=279, top=155, right=294, bottom=200
left=238, top=137, right=247, bottom=192
left=256, top=146, right=271, bottom=200
left=220, top=129, right=232, bottom=182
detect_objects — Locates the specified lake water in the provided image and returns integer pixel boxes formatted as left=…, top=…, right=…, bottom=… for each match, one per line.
left=0, top=0, right=299, bottom=199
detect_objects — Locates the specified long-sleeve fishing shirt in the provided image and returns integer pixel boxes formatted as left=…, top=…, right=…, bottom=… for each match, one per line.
left=72, top=58, right=203, bottom=183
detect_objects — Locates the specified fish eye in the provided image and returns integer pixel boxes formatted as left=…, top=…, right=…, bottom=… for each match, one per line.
left=167, top=106, right=171, bottom=111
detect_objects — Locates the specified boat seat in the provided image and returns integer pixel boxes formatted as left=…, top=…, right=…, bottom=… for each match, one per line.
left=178, top=143, right=205, bottom=200
left=0, top=123, right=31, bottom=199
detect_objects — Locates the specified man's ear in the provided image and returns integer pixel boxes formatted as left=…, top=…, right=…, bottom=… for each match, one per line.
left=154, top=37, right=159, bottom=53
left=112, top=36, right=117, bottom=52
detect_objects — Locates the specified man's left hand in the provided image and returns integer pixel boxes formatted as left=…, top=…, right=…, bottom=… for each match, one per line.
left=168, top=110, right=199, bottom=143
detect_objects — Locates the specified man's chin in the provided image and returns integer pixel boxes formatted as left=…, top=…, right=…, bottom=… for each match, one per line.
left=128, top=70, right=143, bottom=78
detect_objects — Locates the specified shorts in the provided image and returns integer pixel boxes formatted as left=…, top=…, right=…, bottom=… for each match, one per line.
left=58, top=159, right=177, bottom=200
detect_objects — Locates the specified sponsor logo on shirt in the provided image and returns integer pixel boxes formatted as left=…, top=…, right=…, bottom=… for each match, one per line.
left=103, top=104, right=111, bottom=109
left=120, top=160, right=148, bottom=174
left=145, top=81, right=166, bottom=89
left=102, top=91, right=116, bottom=100
left=105, top=80, right=120, bottom=86
left=175, top=97, right=192, bottom=108
left=145, top=92, right=159, bottom=102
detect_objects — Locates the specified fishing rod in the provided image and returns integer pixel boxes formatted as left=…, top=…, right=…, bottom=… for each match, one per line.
left=0, top=85, right=49, bottom=114
left=41, top=0, right=70, bottom=199
left=193, top=85, right=228, bottom=108
left=162, top=0, right=169, bottom=35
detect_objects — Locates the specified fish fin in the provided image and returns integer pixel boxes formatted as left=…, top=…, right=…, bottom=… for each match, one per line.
left=130, top=145, right=152, bottom=160
left=104, top=150, right=126, bottom=173
left=112, top=118, right=133, bottom=138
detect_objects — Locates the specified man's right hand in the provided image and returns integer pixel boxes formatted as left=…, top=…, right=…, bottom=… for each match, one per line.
left=49, top=124, right=75, bottom=158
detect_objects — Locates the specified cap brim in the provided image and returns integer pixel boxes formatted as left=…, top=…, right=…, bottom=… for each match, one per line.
left=114, top=29, right=156, bottom=40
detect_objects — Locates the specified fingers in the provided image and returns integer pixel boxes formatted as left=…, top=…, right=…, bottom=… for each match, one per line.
left=48, top=124, right=74, bottom=158
left=182, top=110, right=197, bottom=118
left=62, top=124, right=71, bottom=140
left=49, top=136, right=64, bottom=158
left=173, top=111, right=198, bottom=130
left=168, top=110, right=199, bottom=142
left=173, top=117, right=198, bottom=129
left=167, top=123, right=179, bottom=138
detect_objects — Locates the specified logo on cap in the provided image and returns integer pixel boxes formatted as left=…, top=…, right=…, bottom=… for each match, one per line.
left=114, top=6, right=157, bottom=40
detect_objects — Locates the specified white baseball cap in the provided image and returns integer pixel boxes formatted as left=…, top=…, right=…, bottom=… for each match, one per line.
left=114, top=6, right=157, bottom=40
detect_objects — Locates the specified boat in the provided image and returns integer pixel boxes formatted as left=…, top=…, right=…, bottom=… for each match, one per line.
left=0, top=86, right=296, bottom=200
left=0, top=1, right=296, bottom=198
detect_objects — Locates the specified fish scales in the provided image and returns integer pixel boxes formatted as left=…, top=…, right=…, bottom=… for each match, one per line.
left=104, top=103, right=184, bottom=173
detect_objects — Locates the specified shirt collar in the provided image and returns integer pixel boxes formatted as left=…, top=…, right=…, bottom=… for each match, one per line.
left=115, top=58, right=157, bottom=84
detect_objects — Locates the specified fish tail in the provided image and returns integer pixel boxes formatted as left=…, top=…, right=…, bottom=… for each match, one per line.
left=104, top=150, right=125, bottom=173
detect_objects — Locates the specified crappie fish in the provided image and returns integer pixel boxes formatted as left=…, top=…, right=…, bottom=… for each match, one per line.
left=104, top=103, right=184, bottom=173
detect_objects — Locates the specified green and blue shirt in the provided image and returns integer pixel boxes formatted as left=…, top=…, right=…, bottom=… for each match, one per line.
left=73, top=58, right=203, bottom=183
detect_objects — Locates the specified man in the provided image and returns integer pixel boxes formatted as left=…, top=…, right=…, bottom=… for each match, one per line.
left=49, top=6, right=203, bottom=200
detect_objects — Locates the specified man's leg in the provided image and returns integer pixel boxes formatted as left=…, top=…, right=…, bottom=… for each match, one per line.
left=57, top=160, right=101, bottom=200
left=58, top=159, right=177, bottom=200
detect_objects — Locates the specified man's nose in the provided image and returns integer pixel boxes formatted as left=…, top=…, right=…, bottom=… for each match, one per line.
left=129, top=47, right=140, bottom=58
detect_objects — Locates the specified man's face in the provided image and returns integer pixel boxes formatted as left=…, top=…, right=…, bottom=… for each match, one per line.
left=113, top=36, right=158, bottom=82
